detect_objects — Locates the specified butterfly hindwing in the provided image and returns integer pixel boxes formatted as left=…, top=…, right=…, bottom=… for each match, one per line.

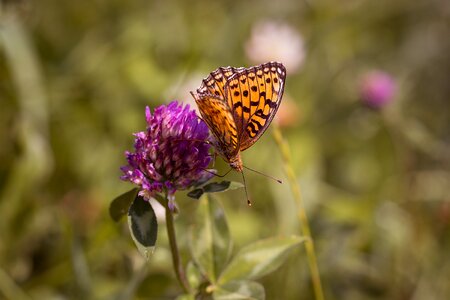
left=225, top=62, right=286, bottom=151
left=197, top=66, right=245, bottom=100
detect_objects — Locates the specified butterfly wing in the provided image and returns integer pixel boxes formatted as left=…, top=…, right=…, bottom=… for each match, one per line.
left=191, top=92, right=240, bottom=161
left=197, top=66, right=246, bottom=99
left=224, top=61, right=286, bottom=151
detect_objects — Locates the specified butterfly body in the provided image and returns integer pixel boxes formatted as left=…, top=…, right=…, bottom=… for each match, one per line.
left=191, top=61, right=286, bottom=172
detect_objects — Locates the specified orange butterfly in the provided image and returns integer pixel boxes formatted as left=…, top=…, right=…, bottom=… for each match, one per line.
left=190, top=61, right=286, bottom=175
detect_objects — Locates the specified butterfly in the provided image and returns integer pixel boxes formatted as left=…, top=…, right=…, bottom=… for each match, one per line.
left=190, top=61, right=286, bottom=174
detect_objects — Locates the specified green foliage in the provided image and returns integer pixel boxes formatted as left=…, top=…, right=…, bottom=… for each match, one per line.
left=213, top=280, right=265, bottom=300
left=127, top=195, right=158, bottom=259
left=188, top=195, right=304, bottom=299
left=109, top=188, right=138, bottom=222
left=218, top=236, right=305, bottom=284
left=190, top=195, right=232, bottom=282
left=109, top=189, right=302, bottom=298
left=188, top=181, right=244, bottom=199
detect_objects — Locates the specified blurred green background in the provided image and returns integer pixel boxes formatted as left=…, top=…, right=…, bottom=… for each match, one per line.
left=1, top=0, right=449, bottom=299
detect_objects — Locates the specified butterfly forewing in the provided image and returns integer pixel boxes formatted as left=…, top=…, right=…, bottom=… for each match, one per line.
left=225, top=62, right=286, bottom=151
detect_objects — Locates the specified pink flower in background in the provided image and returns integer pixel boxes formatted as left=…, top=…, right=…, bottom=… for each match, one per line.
left=245, top=20, right=305, bottom=73
left=360, top=71, right=396, bottom=109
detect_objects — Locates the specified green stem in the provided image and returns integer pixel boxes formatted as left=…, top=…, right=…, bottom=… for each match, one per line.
left=164, top=197, right=191, bottom=294
left=272, top=125, right=325, bottom=300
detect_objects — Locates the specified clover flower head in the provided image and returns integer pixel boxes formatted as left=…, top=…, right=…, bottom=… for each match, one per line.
left=360, top=71, right=396, bottom=109
left=121, top=101, right=214, bottom=203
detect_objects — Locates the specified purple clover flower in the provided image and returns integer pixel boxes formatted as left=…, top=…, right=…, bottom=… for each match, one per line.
left=121, top=101, right=214, bottom=205
left=360, top=71, right=396, bottom=109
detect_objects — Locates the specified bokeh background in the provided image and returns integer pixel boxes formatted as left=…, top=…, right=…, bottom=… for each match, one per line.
left=1, top=0, right=449, bottom=299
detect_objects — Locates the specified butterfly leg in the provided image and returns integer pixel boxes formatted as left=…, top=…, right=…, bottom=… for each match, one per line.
left=204, top=150, right=234, bottom=177
left=201, top=167, right=233, bottom=178
left=172, top=138, right=211, bottom=145
left=210, top=150, right=217, bottom=168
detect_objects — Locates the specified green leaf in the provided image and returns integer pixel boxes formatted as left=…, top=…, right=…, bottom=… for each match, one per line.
left=203, top=181, right=231, bottom=193
left=109, top=188, right=139, bottom=222
left=187, top=181, right=244, bottom=199
left=213, top=280, right=265, bottom=300
left=190, top=195, right=232, bottom=283
left=127, top=195, right=158, bottom=259
left=204, top=181, right=244, bottom=193
left=187, top=188, right=204, bottom=199
left=225, top=181, right=245, bottom=191
left=218, top=236, right=305, bottom=284
left=186, top=261, right=202, bottom=290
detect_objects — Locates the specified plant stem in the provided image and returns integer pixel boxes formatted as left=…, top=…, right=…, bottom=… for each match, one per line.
left=164, top=197, right=191, bottom=294
left=272, top=125, right=325, bottom=300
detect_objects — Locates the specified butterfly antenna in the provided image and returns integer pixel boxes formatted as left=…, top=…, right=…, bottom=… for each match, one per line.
left=241, top=170, right=252, bottom=207
left=243, top=165, right=283, bottom=184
